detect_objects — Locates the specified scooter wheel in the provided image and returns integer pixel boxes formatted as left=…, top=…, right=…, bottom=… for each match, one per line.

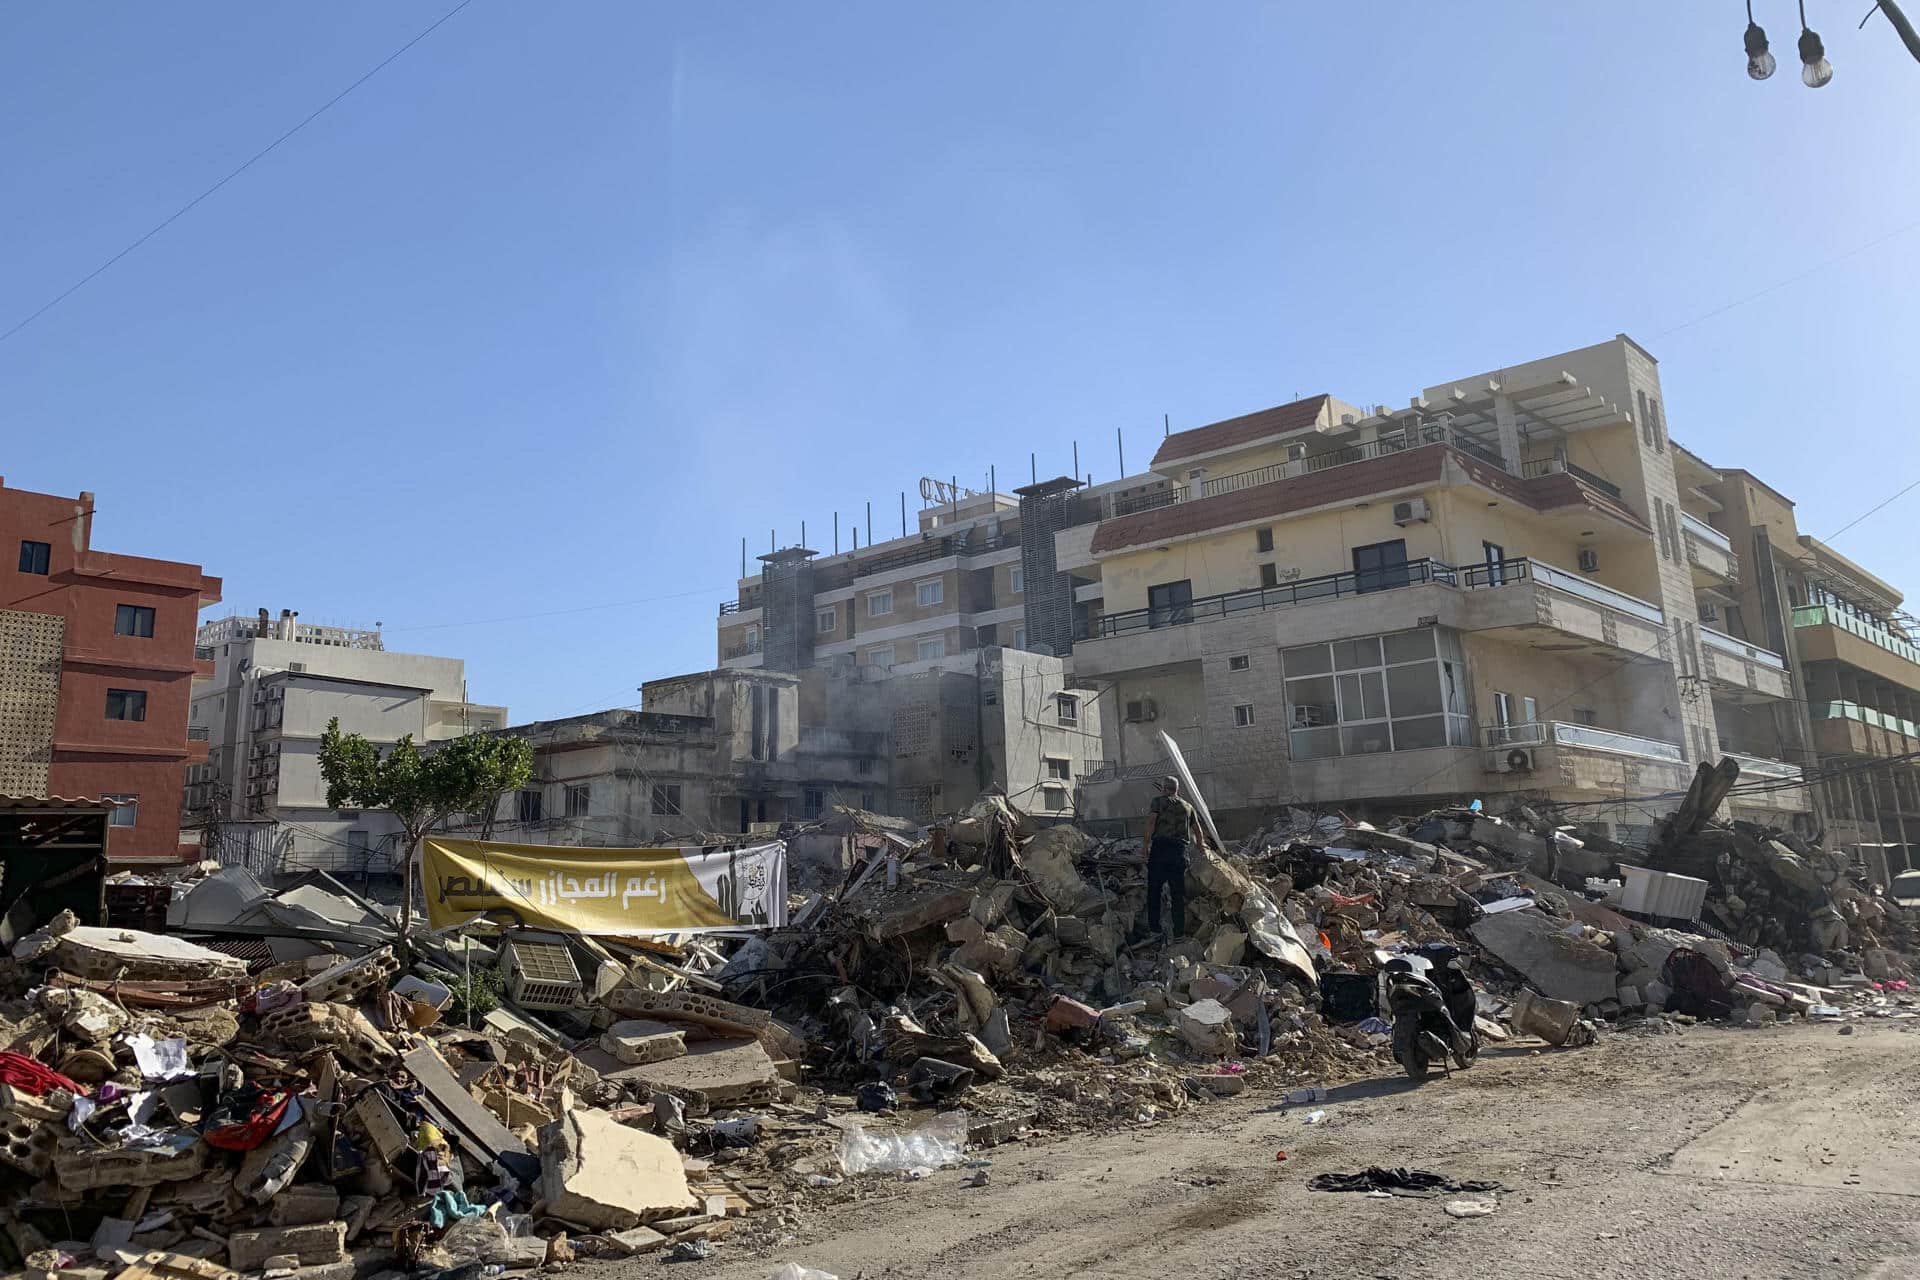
left=1401, top=1053, right=1431, bottom=1082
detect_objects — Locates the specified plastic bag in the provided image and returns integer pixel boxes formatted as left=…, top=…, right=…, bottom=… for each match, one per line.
left=440, top=1215, right=513, bottom=1265
left=769, top=1266, right=840, bottom=1280
left=836, top=1109, right=968, bottom=1174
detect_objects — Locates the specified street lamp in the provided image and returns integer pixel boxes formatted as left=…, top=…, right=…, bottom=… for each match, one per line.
left=1799, top=0, right=1835, bottom=86
left=1745, top=1, right=1778, bottom=76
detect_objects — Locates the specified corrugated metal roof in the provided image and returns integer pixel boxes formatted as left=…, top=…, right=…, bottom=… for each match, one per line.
left=0, top=795, right=112, bottom=812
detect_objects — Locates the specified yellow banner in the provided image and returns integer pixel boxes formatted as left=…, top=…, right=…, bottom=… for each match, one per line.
left=422, top=837, right=787, bottom=935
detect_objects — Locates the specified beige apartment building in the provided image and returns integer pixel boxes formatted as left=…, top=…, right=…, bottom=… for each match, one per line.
left=714, top=334, right=1920, bottom=868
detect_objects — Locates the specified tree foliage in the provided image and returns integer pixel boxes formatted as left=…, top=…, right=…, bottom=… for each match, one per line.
left=319, top=718, right=533, bottom=838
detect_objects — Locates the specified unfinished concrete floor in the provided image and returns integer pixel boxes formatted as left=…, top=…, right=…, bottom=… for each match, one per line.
left=674, top=1020, right=1920, bottom=1280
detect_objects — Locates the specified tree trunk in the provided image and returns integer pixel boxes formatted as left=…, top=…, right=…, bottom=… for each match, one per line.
left=400, top=830, right=423, bottom=940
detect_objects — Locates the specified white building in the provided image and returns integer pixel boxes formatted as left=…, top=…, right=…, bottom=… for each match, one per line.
left=186, top=608, right=506, bottom=875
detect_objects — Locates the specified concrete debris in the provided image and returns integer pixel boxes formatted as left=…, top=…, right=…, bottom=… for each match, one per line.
left=536, top=1108, right=699, bottom=1230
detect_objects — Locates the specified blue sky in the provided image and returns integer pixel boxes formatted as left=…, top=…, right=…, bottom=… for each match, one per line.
left=6, top=2, right=1918, bottom=722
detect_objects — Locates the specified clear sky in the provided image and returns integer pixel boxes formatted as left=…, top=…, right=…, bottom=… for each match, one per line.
left=6, top=2, right=1919, bottom=723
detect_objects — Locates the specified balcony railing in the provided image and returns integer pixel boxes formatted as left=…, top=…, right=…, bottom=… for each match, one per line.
left=1485, top=719, right=1685, bottom=763
left=1520, top=458, right=1625, bottom=501
left=1811, top=700, right=1920, bottom=739
left=187, top=725, right=210, bottom=741
left=1681, top=511, right=1733, bottom=554
left=721, top=640, right=761, bottom=660
left=1085, top=556, right=1664, bottom=640
left=1727, top=753, right=1803, bottom=781
left=1197, top=423, right=1507, bottom=500
left=1701, top=626, right=1788, bottom=670
left=719, top=600, right=757, bottom=617
left=1110, top=487, right=1187, bottom=516
left=1793, top=604, right=1920, bottom=667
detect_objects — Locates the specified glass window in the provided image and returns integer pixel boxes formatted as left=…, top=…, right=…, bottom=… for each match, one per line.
left=1336, top=670, right=1387, bottom=721
left=1522, top=696, right=1539, bottom=723
left=1482, top=541, right=1506, bottom=585
left=1055, top=693, right=1078, bottom=724
left=1493, top=691, right=1514, bottom=726
left=105, top=689, right=147, bottom=721
left=1228, top=654, right=1251, bottom=671
left=1332, top=637, right=1382, bottom=671
left=1391, top=716, right=1449, bottom=750
left=104, top=794, right=138, bottom=827
left=1290, top=725, right=1341, bottom=759
left=1382, top=630, right=1435, bottom=665
left=816, top=607, right=836, bottom=633
left=1256, top=527, right=1274, bottom=553
left=865, top=646, right=892, bottom=665
left=1010, top=567, right=1024, bottom=595
left=517, top=790, right=542, bottom=822
left=804, top=787, right=825, bottom=818
left=1286, top=675, right=1337, bottom=728
left=1046, top=757, right=1071, bottom=780
left=916, top=579, right=944, bottom=607
left=1042, top=788, right=1068, bottom=811
left=1341, top=724, right=1391, bottom=754
left=1148, top=580, right=1193, bottom=628
left=565, top=783, right=590, bottom=817
left=651, top=784, right=682, bottom=815
left=1259, top=563, right=1279, bottom=588
left=1351, top=540, right=1408, bottom=593
left=115, top=604, right=156, bottom=637
left=917, top=636, right=945, bottom=661
left=1012, top=627, right=1027, bottom=650
left=1233, top=703, right=1255, bottom=727
left=1387, top=664, right=1443, bottom=717
left=17, top=541, right=51, bottom=575
left=869, top=589, right=893, bottom=616
left=1282, top=643, right=1332, bottom=677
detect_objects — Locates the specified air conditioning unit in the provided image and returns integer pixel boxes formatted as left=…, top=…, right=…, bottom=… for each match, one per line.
left=1487, top=747, right=1536, bottom=774
left=1698, top=603, right=1720, bottom=623
left=1287, top=442, right=1308, bottom=462
left=1392, top=498, right=1432, bottom=526
left=1577, top=548, right=1600, bottom=573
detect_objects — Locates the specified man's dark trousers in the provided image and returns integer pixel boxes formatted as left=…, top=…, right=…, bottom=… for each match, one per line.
left=1146, top=835, right=1188, bottom=937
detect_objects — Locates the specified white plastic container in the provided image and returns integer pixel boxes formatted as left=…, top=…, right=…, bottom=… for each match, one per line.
left=1617, top=864, right=1708, bottom=920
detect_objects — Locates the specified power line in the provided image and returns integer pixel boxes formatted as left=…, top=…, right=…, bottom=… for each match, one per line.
left=0, top=0, right=477, bottom=348
left=1824, top=477, right=1920, bottom=543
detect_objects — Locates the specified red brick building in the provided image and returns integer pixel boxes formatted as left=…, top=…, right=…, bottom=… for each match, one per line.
left=1, top=477, right=221, bottom=863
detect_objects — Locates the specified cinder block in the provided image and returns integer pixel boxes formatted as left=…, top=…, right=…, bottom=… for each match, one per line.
left=227, top=1222, right=347, bottom=1270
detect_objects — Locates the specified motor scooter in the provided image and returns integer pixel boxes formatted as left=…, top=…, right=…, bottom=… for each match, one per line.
left=1382, top=942, right=1479, bottom=1081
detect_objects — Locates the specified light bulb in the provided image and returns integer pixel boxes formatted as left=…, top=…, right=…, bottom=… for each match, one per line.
left=1799, top=26, right=1833, bottom=87
left=1744, top=22, right=1776, bottom=80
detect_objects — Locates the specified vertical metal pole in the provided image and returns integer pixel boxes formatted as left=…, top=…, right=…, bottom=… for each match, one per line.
left=1117, top=426, right=1126, bottom=477
left=741, top=537, right=746, bottom=579
left=801, top=519, right=807, bottom=548
left=834, top=512, right=840, bottom=554
left=770, top=529, right=775, bottom=554
left=990, top=465, right=996, bottom=501
left=1031, top=452, right=1036, bottom=484
left=951, top=475, right=958, bottom=528
left=900, top=492, right=907, bottom=537
left=1072, top=441, right=1079, bottom=481
left=1164, top=413, right=1170, bottom=437
left=866, top=501, right=872, bottom=545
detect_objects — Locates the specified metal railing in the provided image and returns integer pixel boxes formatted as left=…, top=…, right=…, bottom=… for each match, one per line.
left=1811, top=700, right=1920, bottom=739
left=1700, top=626, right=1787, bottom=670
left=1485, top=720, right=1683, bottom=762
left=1681, top=511, right=1733, bottom=554
left=1461, top=557, right=1666, bottom=626
left=1109, top=486, right=1186, bottom=516
left=719, top=600, right=758, bottom=617
left=1793, top=604, right=1920, bottom=666
left=1727, top=753, right=1803, bottom=781
left=721, top=640, right=761, bottom=660
left=194, top=644, right=215, bottom=661
left=186, top=725, right=210, bottom=741
left=1197, top=423, right=1505, bottom=500
left=1520, top=458, right=1626, bottom=501
left=1086, top=558, right=1462, bottom=638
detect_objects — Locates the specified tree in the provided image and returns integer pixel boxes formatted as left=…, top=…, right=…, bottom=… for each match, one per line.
left=318, top=717, right=533, bottom=938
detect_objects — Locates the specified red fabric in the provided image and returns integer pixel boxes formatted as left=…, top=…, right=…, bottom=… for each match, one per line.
left=204, top=1088, right=293, bottom=1152
left=0, top=1051, right=82, bottom=1096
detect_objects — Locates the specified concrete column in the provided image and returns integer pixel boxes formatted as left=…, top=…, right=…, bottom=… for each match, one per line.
left=1491, top=392, right=1522, bottom=474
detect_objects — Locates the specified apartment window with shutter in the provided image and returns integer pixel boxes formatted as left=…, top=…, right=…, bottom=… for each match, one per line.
left=114, top=604, right=156, bottom=637
left=1042, top=788, right=1068, bottom=812
left=1256, top=527, right=1274, bottom=553
left=1650, top=397, right=1666, bottom=451
left=1009, top=566, right=1024, bottom=595
left=1654, top=500, right=1673, bottom=560
left=868, top=589, right=893, bottom=617
left=517, top=790, right=543, bottom=822
left=1012, top=627, right=1027, bottom=650
left=915, top=579, right=943, bottom=607
left=816, top=607, right=836, bottom=634
left=1055, top=693, right=1078, bottom=724
left=1045, top=757, right=1071, bottom=780
left=917, top=636, right=945, bottom=661
left=651, top=784, right=682, bottom=815
left=1259, top=563, right=1279, bottom=588
left=1229, top=654, right=1251, bottom=671
left=1663, top=503, right=1682, bottom=563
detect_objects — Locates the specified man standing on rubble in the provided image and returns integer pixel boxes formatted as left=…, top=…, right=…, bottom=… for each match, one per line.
left=1139, top=775, right=1200, bottom=941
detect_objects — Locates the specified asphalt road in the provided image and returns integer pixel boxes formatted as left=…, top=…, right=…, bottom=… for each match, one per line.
left=679, top=1019, right=1920, bottom=1280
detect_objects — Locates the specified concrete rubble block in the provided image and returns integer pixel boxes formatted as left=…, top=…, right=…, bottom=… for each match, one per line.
left=944, top=916, right=986, bottom=946
left=1188, top=974, right=1239, bottom=1003
left=50, top=927, right=249, bottom=983
left=266, top=1184, right=341, bottom=1227
left=866, top=890, right=974, bottom=940
left=298, top=948, right=400, bottom=1004
left=1177, top=999, right=1237, bottom=1057
left=952, top=934, right=1021, bottom=976
left=1017, top=826, right=1091, bottom=911
left=1043, top=995, right=1100, bottom=1034
left=969, top=884, right=1015, bottom=928
left=599, top=1020, right=689, bottom=1066
left=1189, top=1072, right=1245, bottom=1096
left=1508, top=988, right=1582, bottom=1047
left=602, top=987, right=771, bottom=1039
left=628, top=1038, right=783, bottom=1106
left=1203, top=929, right=1247, bottom=966
left=0, top=1091, right=66, bottom=1177
left=602, top=1226, right=668, bottom=1256
left=1052, top=916, right=1090, bottom=946
left=105, top=1252, right=240, bottom=1280
left=228, top=1223, right=348, bottom=1271
left=1471, top=910, right=1618, bottom=1006
left=54, top=1138, right=209, bottom=1191
left=536, top=1108, right=698, bottom=1231
left=1616, top=985, right=1642, bottom=1009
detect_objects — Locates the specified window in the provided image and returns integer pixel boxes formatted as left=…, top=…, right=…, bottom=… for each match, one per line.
left=1637, top=390, right=1654, bottom=448
left=1147, top=579, right=1193, bottom=628
left=565, top=783, right=591, bottom=817
left=1229, top=654, right=1251, bottom=671
left=651, top=784, right=682, bottom=815
left=816, top=607, right=836, bottom=634
left=1664, top=503, right=1682, bottom=564
left=865, top=645, right=892, bottom=665
left=1259, top=563, right=1279, bottom=588
left=517, top=790, right=543, bottom=822
left=191, top=701, right=201, bottom=722
left=1493, top=691, right=1514, bottom=727
left=1522, top=696, right=1539, bottom=724
left=1041, top=788, right=1068, bottom=812
left=114, top=604, right=156, bottom=637
left=868, top=589, right=894, bottom=617
left=1012, top=627, right=1027, bottom=650
left=803, top=787, right=825, bottom=819
left=1045, top=756, right=1071, bottom=780
left=17, top=541, right=51, bottom=575
left=1055, top=693, right=1078, bottom=724
left=1233, top=703, right=1256, bottom=727
left=105, top=689, right=147, bottom=721
left=1009, top=566, right=1024, bottom=595
left=1256, top=527, right=1274, bottom=553
left=104, top=794, right=138, bottom=827
left=1650, top=397, right=1666, bottom=452
left=1352, top=539, right=1409, bottom=593
left=744, top=625, right=761, bottom=652
left=917, top=636, right=946, bottom=661
left=1572, top=706, right=1598, bottom=727
left=288, top=662, right=306, bottom=673
left=860, top=790, right=876, bottom=811
left=916, top=579, right=944, bottom=607
left=1481, top=541, right=1506, bottom=586
left=1282, top=627, right=1470, bottom=760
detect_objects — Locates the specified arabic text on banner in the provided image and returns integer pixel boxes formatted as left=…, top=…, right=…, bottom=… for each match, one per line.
left=421, top=837, right=787, bottom=935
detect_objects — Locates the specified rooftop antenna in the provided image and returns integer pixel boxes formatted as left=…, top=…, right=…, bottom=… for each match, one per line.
left=1072, top=441, right=1079, bottom=481
left=1030, top=452, right=1037, bottom=484
left=900, top=491, right=907, bottom=538
left=834, top=511, right=840, bottom=554
left=1163, top=413, right=1170, bottom=437
left=740, top=537, right=746, bottom=579
left=1117, top=426, right=1125, bottom=477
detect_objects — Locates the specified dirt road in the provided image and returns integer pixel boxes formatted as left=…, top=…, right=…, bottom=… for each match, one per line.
left=678, top=1020, right=1920, bottom=1280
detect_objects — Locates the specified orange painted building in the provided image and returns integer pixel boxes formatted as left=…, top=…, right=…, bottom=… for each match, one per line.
left=0, top=476, right=220, bottom=863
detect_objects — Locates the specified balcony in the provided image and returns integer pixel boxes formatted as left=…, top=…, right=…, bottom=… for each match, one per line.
left=1682, top=512, right=1739, bottom=584
left=1520, top=458, right=1625, bottom=501
left=1485, top=720, right=1686, bottom=763
left=1198, top=422, right=1506, bottom=500
left=1725, top=752, right=1810, bottom=814
left=1700, top=626, right=1792, bottom=701
left=1810, top=700, right=1919, bottom=759
left=1726, top=753, right=1803, bottom=781
left=1794, top=603, right=1920, bottom=679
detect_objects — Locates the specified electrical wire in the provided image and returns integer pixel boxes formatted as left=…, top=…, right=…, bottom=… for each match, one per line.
left=0, top=0, right=478, bottom=348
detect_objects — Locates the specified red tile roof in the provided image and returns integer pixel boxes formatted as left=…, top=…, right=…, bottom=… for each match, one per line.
left=1151, top=395, right=1331, bottom=467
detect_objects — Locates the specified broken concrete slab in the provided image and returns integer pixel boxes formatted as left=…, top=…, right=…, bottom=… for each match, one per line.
left=1017, top=826, right=1092, bottom=912
left=1043, top=995, right=1099, bottom=1034
left=599, top=1020, right=688, bottom=1066
left=625, top=1038, right=783, bottom=1106
left=1471, top=909, right=1617, bottom=1005
left=1176, top=999, right=1237, bottom=1057
left=536, top=1108, right=698, bottom=1231
left=1508, top=988, right=1582, bottom=1046
left=52, top=928, right=248, bottom=982
left=228, top=1223, right=347, bottom=1271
